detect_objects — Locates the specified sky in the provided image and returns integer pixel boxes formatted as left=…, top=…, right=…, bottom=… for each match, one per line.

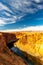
left=0, top=0, right=43, bottom=31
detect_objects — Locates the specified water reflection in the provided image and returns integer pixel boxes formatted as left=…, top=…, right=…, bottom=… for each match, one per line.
left=11, top=47, right=34, bottom=65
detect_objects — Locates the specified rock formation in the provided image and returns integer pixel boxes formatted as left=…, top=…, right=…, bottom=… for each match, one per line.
left=0, top=32, right=28, bottom=65
left=14, top=31, right=43, bottom=65
left=0, top=31, right=43, bottom=65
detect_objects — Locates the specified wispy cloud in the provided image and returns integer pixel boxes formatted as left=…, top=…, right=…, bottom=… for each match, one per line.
left=0, top=0, right=43, bottom=27
left=10, top=0, right=37, bottom=13
left=0, top=2, right=12, bottom=12
left=34, top=0, right=41, bottom=3
left=0, top=19, right=6, bottom=26
left=0, top=17, right=16, bottom=26
left=0, top=25, right=43, bottom=32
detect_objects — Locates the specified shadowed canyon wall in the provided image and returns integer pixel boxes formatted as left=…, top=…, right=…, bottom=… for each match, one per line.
left=0, top=32, right=28, bottom=65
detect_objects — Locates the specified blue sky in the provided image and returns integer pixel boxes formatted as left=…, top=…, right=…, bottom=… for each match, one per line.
left=0, top=0, right=43, bottom=31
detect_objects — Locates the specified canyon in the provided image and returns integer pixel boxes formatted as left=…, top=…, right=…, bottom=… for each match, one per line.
left=0, top=32, right=28, bottom=65
left=0, top=31, right=43, bottom=65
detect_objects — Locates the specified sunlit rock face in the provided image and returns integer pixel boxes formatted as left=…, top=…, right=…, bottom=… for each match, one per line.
left=14, top=31, right=43, bottom=65
left=0, top=32, right=43, bottom=65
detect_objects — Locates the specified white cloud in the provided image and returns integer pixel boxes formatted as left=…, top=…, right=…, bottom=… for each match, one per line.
left=0, top=2, right=26, bottom=26
left=0, top=19, right=6, bottom=26
left=0, top=25, right=43, bottom=32
left=0, top=15, right=24, bottom=26
left=3, top=11, right=11, bottom=16
left=34, top=0, right=41, bottom=3
left=21, top=26, right=43, bottom=31
left=9, top=0, right=37, bottom=13
left=5, top=0, right=43, bottom=17
left=0, top=17, right=17, bottom=26
left=0, top=0, right=43, bottom=14
left=0, top=0, right=43, bottom=26
left=0, top=2, right=12, bottom=13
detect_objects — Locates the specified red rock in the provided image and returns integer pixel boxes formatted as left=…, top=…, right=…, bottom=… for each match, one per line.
left=0, top=32, right=28, bottom=65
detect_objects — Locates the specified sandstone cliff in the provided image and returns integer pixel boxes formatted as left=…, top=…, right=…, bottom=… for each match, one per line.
left=0, top=32, right=43, bottom=65
left=14, top=31, right=43, bottom=65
